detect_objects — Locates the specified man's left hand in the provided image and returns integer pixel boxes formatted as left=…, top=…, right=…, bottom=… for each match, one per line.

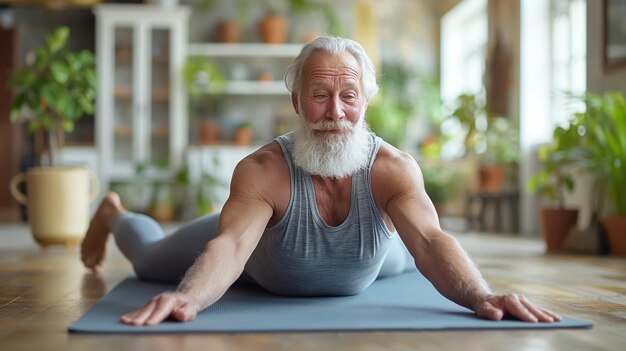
left=475, top=294, right=562, bottom=323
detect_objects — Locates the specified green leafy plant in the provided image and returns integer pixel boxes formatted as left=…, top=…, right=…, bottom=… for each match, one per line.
left=183, top=57, right=227, bottom=119
left=197, top=0, right=253, bottom=25
left=446, top=93, right=519, bottom=165
left=287, top=0, right=343, bottom=36
left=529, top=91, right=626, bottom=215
left=571, top=91, right=626, bottom=215
left=7, top=26, right=96, bottom=166
left=183, top=57, right=226, bottom=96
left=421, top=164, right=462, bottom=206
left=527, top=125, right=578, bottom=208
left=476, top=116, right=520, bottom=165
left=367, top=62, right=438, bottom=148
left=196, top=156, right=228, bottom=215
left=366, top=98, right=409, bottom=148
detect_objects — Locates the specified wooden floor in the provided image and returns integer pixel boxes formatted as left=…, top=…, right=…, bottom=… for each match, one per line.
left=0, top=223, right=625, bottom=351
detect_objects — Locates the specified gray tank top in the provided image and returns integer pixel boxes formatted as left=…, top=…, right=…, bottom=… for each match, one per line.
left=243, top=132, right=395, bottom=296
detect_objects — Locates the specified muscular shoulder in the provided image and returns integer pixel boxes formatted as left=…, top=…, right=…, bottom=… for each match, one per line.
left=371, top=142, right=425, bottom=205
left=373, top=142, right=421, bottom=179
left=237, top=142, right=285, bottom=173
left=230, top=141, right=289, bottom=206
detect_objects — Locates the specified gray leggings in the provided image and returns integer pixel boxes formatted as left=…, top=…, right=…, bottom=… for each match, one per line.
left=112, top=212, right=414, bottom=285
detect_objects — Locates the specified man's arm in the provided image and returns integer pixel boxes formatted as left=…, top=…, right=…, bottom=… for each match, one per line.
left=121, top=154, right=275, bottom=326
left=379, top=150, right=560, bottom=323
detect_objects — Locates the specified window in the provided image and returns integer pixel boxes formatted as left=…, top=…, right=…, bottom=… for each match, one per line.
left=440, top=0, right=488, bottom=158
left=550, top=0, right=586, bottom=124
left=440, top=0, right=488, bottom=105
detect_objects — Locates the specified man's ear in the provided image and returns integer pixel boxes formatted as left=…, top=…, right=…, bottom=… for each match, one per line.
left=291, top=93, right=300, bottom=115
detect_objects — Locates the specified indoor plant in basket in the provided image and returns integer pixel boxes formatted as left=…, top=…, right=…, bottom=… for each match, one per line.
left=7, top=26, right=98, bottom=249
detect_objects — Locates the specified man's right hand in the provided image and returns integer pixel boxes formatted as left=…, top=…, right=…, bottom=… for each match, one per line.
left=120, top=292, right=199, bottom=326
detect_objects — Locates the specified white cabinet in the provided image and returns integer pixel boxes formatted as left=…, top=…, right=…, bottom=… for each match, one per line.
left=94, top=4, right=190, bottom=186
left=186, top=43, right=302, bottom=145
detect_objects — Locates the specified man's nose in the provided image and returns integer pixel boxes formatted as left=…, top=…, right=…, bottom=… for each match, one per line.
left=325, top=96, right=345, bottom=120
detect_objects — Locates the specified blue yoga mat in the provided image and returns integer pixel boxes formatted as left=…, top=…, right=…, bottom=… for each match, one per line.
left=69, top=273, right=592, bottom=333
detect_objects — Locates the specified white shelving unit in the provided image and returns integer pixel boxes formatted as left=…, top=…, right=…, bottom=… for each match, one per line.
left=94, top=4, right=190, bottom=188
left=186, top=42, right=303, bottom=145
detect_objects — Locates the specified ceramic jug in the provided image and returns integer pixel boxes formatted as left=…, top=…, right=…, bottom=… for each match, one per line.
left=10, top=166, right=99, bottom=249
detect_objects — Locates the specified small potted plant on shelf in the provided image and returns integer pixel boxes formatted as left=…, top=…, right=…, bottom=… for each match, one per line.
left=527, top=125, right=579, bottom=253
left=233, top=121, right=254, bottom=146
left=7, top=26, right=98, bottom=249
left=183, top=57, right=226, bottom=144
left=259, top=0, right=290, bottom=44
left=197, top=0, right=252, bottom=43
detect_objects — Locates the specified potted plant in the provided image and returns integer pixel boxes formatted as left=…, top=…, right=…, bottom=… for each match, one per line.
left=258, top=0, right=290, bottom=44
left=446, top=93, right=519, bottom=193
left=569, top=91, right=626, bottom=255
left=8, top=26, right=96, bottom=166
left=197, top=0, right=252, bottom=43
left=7, top=26, right=98, bottom=248
left=475, top=115, right=520, bottom=193
left=183, top=57, right=226, bottom=144
left=233, top=121, right=254, bottom=146
left=527, top=125, right=579, bottom=253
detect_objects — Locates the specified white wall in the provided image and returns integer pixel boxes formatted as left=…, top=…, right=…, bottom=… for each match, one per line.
left=587, top=0, right=626, bottom=94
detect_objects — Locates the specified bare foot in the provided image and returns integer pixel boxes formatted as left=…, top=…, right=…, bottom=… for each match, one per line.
left=81, top=192, right=125, bottom=274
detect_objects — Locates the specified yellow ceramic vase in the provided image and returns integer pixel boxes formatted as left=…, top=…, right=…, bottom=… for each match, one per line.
left=10, top=166, right=99, bottom=249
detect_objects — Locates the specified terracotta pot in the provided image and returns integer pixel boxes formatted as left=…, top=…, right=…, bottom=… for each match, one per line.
left=216, top=20, right=241, bottom=43
left=257, top=71, right=273, bottom=82
left=478, top=164, right=506, bottom=193
left=234, top=127, right=253, bottom=146
left=199, top=120, right=220, bottom=145
left=540, top=208, right=578, bottom=253
left=603, top=215, right=626, bottom=256
left=258, top=15, right=288, bottom=44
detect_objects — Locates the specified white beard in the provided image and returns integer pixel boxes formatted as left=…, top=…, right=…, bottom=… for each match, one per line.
left=292, top=116, right=372, bottom=179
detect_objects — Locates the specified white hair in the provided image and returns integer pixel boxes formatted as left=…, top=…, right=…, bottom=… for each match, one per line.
left=284, top=36, right=379, bottom=100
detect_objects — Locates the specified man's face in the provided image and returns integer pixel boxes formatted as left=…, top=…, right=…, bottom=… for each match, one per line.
left=294, top=51, right=367, bottom=131
left=290, top=51, right=372, bottom=179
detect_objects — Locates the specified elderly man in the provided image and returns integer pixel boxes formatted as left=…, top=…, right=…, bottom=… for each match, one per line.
left=81, top=36, right=560, bottom=326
